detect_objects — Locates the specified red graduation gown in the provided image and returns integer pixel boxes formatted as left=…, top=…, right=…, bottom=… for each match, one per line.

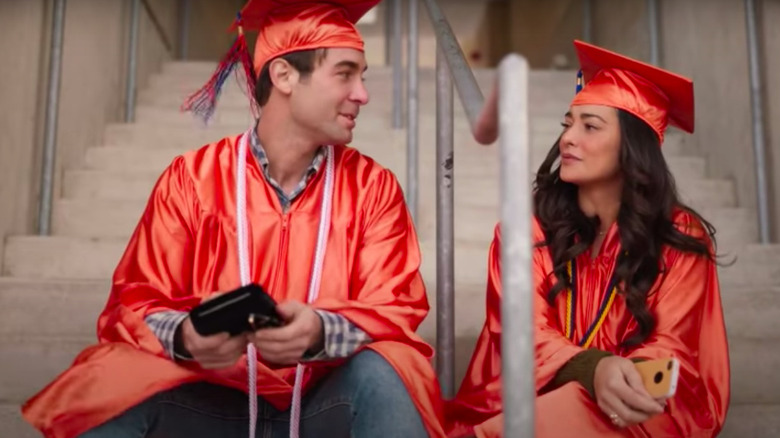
left=22, top=136, right=446, bottom=438
left=445, top=212, right=730, bottom=438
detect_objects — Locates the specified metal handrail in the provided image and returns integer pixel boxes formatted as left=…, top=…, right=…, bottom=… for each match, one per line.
left=745, top=0, right=771, bottom=243
left=421, top=0, right=485, bottom=131
left=141, top=0, right=175, bottom=54
left=407, top=0, right=419, bottom=223
left=647, top=0, right=660, bottom=65
left=178, top=0, right=191, bottom=59
left=434, top=42, right=455, bottom=398
left=405, top=1, right=535, bottom=434
left=391, top=0, right=403, bottom=129
left=38, top=0, right=67, bottom=236
left=126, top=0, right=178, bottom=123
left=498, top=54, right=534, bottom=438
left=125, top=0, right=141, bottom=123
left=583, top=0, right=593, bottom=42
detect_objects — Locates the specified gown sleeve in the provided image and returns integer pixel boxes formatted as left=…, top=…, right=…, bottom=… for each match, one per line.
left=626, top=218, right=730, bottom=436
left=96, top=156, right=203, bottom=355
left=313, top=168, right=432, bottom=356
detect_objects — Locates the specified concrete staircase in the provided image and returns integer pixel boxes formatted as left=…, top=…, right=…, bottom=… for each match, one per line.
left=2, top=62, right=779, bottom=437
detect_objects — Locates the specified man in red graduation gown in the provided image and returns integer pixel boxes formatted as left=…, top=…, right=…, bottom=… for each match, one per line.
left=445, top=40, right=730, bottom=438
left=22, top=1, right=445, bottom=437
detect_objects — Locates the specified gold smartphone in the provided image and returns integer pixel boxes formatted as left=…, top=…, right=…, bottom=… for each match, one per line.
left=634, top=357, right=680, bottom=399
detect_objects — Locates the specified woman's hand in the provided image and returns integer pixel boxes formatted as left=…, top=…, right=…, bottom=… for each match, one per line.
left=593, top=356, right=666, bottom=428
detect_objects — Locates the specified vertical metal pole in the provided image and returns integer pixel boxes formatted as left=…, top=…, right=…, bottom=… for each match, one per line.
left=178, top=0, right=190, bottom=60
left=745, top=0, right=771, bottom=243
left=125, top=0, right=141, bottom=123
left=435, top=43, right=455, bottom=399
left=406, top=0, right=419, bottom=223
left=582, top=0, right=592, bottom=42
left=499, top=54, right=534, bottom=437
left=647, top=0, right=660, bottom=65
left=391, top=0, right=403, bottom=129
left=38, top=0, right=67, bottom=236
left=385, top=1, right=392, bottom=66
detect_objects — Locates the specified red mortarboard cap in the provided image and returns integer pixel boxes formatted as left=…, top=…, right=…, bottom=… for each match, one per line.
left=571, top=40, right=694, bottom=143
left=237, top=0, right=380, bottom=74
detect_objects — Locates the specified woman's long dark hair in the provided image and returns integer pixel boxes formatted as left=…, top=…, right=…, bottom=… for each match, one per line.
left=533, top=109, right=716, bottom=348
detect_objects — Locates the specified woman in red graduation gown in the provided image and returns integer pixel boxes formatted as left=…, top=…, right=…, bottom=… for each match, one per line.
left=446, top=40, right=730, bottom=438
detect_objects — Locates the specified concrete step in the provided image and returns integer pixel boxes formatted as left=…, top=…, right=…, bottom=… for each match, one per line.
left=130, top=103, right=568, bottom=133
left=1, top=354, right=776, bottom=437
left=0, top=289, right=778, bottom=408
left=0, top=337, right=92, bottom=403
left=420, top=288, right=780, bottom=405
left=79, top=144, right=705, bottom=185
left=0, top=403, right=38, bottom=438
left=63, top=144, right=712, bottom=207
left=416, top=206, right=758, bottom=252
left=716, top=244, right=780, bottom=288
left=50, top=176, right=737, bottom=239
left=101, top=119, right=689, bottom=156
left=157, top=63, right=574, bottom=85
left=722, top=287, right=780, bottom=340
left=63, top=170, right=160, bottom=201
left=103, top=122, right=242, bottom=148
left=2, top=269, right=775, bottom=346
left=147, top=66, right=573, bottom=96
left=729, top=337, right=780, bottom=404
left=413, top=176, right=736, bottom=210
left=0, top=278, right=108, bottom=338
left=3, top=236, right=127, bottom=279
left=4, top=232, right=778, bottom=289
left=101, top=119, right=563, bottom=157
left=720, top=404, right=780, bottom=437
left=138, top=83, right=575, bottom=118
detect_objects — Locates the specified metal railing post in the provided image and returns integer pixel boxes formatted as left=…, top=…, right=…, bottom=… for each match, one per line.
left=406, top=0, right=419, bottom=223
left=647, top=0, right=660, bottom=65
left=498, top=54, right=534, bottom=438
left=435, top=42, right=456, bottom=399
left=38, top=0, right=67, bottom=236
left=745, top=0, right=771, bottom=243
left=125, top=0, right=141, bottom=123
left=391, top=0, right=403, bottom=129
left=582, top=0, right=592, bottom=42
left=178, top=0, right=190, bottom=60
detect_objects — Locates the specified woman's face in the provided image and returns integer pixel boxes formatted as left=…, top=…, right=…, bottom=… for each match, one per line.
left=558, top=104, right=622, bottom=186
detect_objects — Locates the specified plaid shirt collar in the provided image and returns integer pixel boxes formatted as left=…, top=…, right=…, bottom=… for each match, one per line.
left=249, top=122, right=326, bottom=211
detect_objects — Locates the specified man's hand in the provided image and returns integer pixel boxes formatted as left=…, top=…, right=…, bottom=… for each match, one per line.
left=593, top=356, right=666, bottom=428
left=247, top=301, right=324, bottom=365
left=177, top=316, right=248, bottom=369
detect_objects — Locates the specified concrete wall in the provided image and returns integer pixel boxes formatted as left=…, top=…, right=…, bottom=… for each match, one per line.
left=658, top=0, right=759, bottom=229
left=184, top=0, right=245, bottom=61
left=0, top=1, right=48, bottom=271
left=0, top=0, right=178, bottom=268
left=762, top=0, right=780, bottom=241
left=506, top=0, right=581, bottom=69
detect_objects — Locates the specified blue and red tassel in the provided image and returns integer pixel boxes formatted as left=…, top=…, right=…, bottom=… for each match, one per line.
left=181, top=13, right=258, bottom=123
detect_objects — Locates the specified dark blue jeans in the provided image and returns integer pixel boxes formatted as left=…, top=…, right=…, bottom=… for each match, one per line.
left=78, top=350, right=427, bottom=438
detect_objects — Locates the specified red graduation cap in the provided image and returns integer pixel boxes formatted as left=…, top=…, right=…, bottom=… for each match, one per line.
left=238, top=0, right=379, bottom=74
left=182, top=1, right=379, bottom=122
left=571, top=40, right=695, bottom=143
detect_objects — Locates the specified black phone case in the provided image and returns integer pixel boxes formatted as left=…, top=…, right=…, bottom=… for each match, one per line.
left=189, top=283, right=283, bottom=336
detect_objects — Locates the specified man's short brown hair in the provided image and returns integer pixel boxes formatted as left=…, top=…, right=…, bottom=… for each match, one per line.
left=254, top=48, right=328, bottom=107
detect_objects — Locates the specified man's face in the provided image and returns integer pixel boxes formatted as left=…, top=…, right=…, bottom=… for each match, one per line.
left=288, top=48, right=369, bottom=146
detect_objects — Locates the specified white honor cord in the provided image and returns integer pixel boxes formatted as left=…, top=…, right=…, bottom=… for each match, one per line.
left=235, top=129, right=335, bottom=438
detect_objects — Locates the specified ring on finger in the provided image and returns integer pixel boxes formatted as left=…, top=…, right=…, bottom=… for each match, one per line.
left=608, top=412, right=623, bottom=426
